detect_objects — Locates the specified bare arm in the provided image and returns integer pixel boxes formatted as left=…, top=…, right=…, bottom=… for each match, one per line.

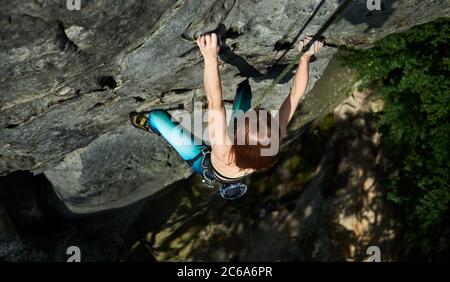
left=277, top=37, right=323, bottom=140
left=278, top=53, right=311, bottom=140
left=197, top=33, right=231, bottom=161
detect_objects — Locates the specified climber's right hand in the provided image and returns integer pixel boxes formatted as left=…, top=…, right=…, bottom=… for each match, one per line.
left=298, top=36, right=324, bottom=57
left=197, top=33, right=221, bottom=64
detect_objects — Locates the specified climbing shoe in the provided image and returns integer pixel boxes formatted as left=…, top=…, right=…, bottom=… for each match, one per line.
left=130, top=111, right=159, bottom=135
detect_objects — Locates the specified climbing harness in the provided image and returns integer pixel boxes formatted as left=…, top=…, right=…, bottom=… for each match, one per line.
left=252, top=0, right=354, bottom=108
left=199, top=147, right=216, bottom=189
left=196, top=147, right=249, bottom=200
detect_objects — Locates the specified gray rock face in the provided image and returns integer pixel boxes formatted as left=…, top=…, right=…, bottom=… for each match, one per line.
left=1, top=0, right=448, bottom=213
left=45, top=124, right=193, bottom=214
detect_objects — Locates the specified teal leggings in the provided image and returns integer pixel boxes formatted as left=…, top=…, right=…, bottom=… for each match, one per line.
left=147, top=80, right=252, bottom=175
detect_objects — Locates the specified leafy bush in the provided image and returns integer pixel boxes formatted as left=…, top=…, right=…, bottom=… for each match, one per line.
left=339, top=18, right=450, bottom=255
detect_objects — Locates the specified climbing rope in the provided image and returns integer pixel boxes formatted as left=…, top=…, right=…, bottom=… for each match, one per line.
left=252, top=0, right=353, bottom=108
left=271, top=0, right=327, bottom=68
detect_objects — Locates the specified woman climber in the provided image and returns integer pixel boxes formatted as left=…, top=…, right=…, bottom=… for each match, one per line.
left=130, top=33, right=324, bottom=200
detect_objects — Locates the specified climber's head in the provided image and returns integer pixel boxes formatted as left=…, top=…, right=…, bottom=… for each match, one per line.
left=230, top=107, right=280, bottom=171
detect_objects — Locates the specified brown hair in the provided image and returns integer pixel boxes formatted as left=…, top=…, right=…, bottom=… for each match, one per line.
left=230, top=108, right=280, bottom=171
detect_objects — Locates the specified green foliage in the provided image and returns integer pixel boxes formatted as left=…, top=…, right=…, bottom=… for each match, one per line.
left=339, top=18, right=450, bottom=255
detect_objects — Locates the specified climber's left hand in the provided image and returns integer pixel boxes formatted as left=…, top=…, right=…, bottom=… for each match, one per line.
left=298, top=36, right=324, bottom=57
